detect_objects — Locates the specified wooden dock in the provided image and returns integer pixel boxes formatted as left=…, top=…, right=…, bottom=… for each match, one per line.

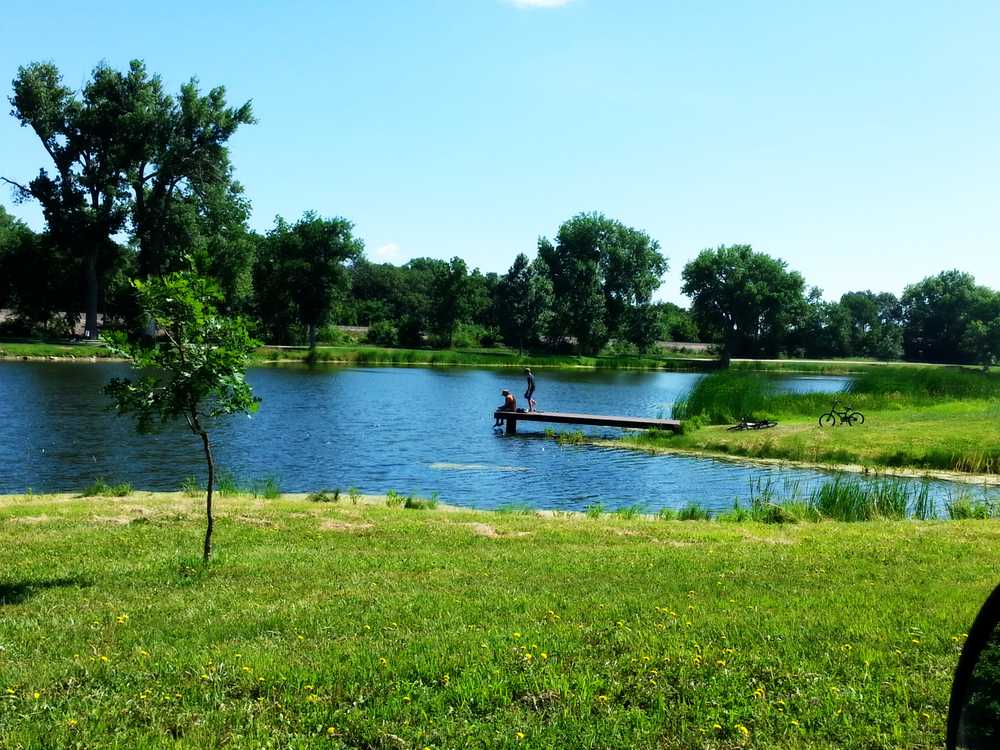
left=492, top=410, right=681, bottom=435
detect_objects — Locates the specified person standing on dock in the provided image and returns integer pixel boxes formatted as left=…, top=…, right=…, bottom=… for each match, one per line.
left=524, top=368, right=537, bottom=412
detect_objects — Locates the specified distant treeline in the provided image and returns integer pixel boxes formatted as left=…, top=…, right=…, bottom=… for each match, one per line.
left=0, top=59, right=998, bottom=367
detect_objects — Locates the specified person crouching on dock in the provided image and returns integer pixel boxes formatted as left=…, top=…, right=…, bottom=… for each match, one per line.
left=494, top=389, right=517, bottom=426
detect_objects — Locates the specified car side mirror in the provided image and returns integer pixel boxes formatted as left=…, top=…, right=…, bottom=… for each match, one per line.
left=947, top=583, right=1000, bottom=749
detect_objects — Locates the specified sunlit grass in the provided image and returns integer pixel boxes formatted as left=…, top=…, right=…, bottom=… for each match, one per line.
left=641, top=368, right=1000, bottom=474
left=1, top=492, right=997, bottom=748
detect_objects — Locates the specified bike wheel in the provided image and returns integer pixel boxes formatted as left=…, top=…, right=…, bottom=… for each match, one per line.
left=727, top=423, right=746, bottom=431
left=847, top=412, right=865, bottom=426
left=761, top=420, right=778, bottom=429
left=819, top=413, right=836, bottom=428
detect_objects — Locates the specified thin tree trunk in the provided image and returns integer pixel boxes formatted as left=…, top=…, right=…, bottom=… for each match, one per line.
left=84, top=252, right=99, bottom=340
left=200, top=430, right=215, bottom=562
left=307, top=322, right=317, bottom=350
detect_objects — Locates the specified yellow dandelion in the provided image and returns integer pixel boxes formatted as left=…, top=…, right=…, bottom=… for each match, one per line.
left=68, top=719, right=78, bottom=727
left=515, top=731, right=525, bottom=740
left=540, top=652, right=548, bottom=660
left=327, top=726, right=337, bottom=735
left=712, top=723, right=722, bottom=731
left=736, top=724, right=749, bottom=737
left=34, top=692, right=41, bottom=700
left=99, top=655, right=109, bottom=663
left=791, top=719, right=800, bottom=727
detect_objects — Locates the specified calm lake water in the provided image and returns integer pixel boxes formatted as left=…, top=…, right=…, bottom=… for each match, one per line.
left=0, top=361, right=988, bottom=513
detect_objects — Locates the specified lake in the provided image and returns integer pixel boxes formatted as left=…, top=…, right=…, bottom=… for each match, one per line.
left=0, top=361, right=985, bottom=513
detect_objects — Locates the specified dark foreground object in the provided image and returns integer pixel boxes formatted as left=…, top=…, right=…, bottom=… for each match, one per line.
left=493, top=410, right=682, bottom=435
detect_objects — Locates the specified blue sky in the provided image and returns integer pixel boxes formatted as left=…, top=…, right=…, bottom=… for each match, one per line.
left=2, top=0, right=997, bottom=303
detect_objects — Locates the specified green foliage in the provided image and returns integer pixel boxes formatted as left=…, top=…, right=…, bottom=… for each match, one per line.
left=901, top=270, right=997, bottom=364
left=538, top=213, right=668, bottom=354
left=672, top=371, right=777, bottom=423
left=365, top=320, right=399, bottom=347
left=677, top=503, right=711, bottom=521
left=496, top=253, right=553, bottom=352
left=103, top=271, right=259, bottom=560
left=307, top=489, right=339, bottom=503
left=947, top=496, right=998, bottom=520
left=7, top=60, right=254, bottom=339
left=250, top=477, right=282, bottom=500
left=403, top=494, right=438, bottom=510
left=682, top=244, right=806, bottom=361
left=180, top=476, right=201, bottom=497
left=348, top=487, right=362, bottom=505
left=215, top=472, right=240, bottom=497
left=80, top=478, right=132, bottom=497
left=385, top=489, right=404, bottom=508
left=613, top=505, right=644, bottom=520
left=584, top=502, right=604, bottom=518
left=254, top=213, right=363, bottom=347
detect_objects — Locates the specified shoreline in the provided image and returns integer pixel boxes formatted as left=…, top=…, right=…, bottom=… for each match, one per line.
left=594, top=437, right=1000, bottom=485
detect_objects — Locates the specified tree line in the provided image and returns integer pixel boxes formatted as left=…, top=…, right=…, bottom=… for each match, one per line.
left=1, top=59, right=998, bottom=368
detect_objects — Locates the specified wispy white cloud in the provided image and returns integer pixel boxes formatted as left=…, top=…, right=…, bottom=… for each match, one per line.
left=509, top=0, right=576, bottom=8
left=373, top=242, right=404, bottom=264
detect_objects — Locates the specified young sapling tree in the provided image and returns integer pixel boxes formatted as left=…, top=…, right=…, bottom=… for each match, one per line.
left=104, top=271, right=260, bottom=561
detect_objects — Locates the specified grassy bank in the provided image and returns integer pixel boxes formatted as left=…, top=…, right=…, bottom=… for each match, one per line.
left=0, top=340, right=711, bottom=370
left=254, top=344, right=712, bottom=370
left=626, top=368, right=1000, bottom=475
left=2, top=492, right=999, bottom=749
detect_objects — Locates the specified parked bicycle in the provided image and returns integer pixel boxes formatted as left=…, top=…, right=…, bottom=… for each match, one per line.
left=818, top=401, right=865, bottom=427
left=728, top=416, right=778, bottom=431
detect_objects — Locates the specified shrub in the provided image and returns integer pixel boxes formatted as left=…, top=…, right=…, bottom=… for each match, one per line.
left=215, top=472, right=240, bottom=497
left=348, top=487, right=362, bottom=505
left=386, top=489, right=404, bottom=508
left=614, top=505, right=644, bottom=519
left=947, top=496, right=996, bottom=520
left=81, top=478, right=133, bottom=497
left=180, top=476, right=201, bottom=497
left=584, top=503, right=604, bottom=519
left=308, top=489, right=340, bottom=503
left=251, top=477, right=281, bottom=500
left=366, top=320, right=400, bottom=347
left=677, top=503, right=711, bottom=521
left=404, top=494, right=438, bottom=510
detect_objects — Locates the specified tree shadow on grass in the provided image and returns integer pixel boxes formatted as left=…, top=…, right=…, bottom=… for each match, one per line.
left=0, top=576, right=92, bottom=605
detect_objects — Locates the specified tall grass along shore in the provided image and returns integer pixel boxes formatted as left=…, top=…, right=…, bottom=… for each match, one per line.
left=2, top=491, right=999, bottom=748
left=626, top=366, right=1000, bottom=476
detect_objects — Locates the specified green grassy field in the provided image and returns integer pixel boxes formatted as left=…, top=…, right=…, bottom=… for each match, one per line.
left=2, top=492, right=999, bottom=748
left=628, top=400, right=1000, bottom=475
left=627, top=368, right=1000, bottom=475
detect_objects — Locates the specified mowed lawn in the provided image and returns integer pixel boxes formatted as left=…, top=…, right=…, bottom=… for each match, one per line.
left=2, top=493, right=999, bottom=749
left=627, top=400, right=1000, bottom=475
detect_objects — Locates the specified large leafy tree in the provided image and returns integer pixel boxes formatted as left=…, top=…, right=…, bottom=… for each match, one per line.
left=496, top=253, right=553, bottom=354
left=4, top=60, right=253, bottom=337
left=901, top=270, right=992, bottom=364
left=104, top=272, right=259, bottom=562
left=256, top=212, right=363, bottom=349
left=430, top=257, right=471, bottom=346
left=538, top=213, right=667, bottom=354
left=682, top=245, right=806, bottom=364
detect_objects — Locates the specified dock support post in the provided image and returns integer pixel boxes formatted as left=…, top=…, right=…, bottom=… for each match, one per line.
left=506, top=417, right=517, bottom=435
